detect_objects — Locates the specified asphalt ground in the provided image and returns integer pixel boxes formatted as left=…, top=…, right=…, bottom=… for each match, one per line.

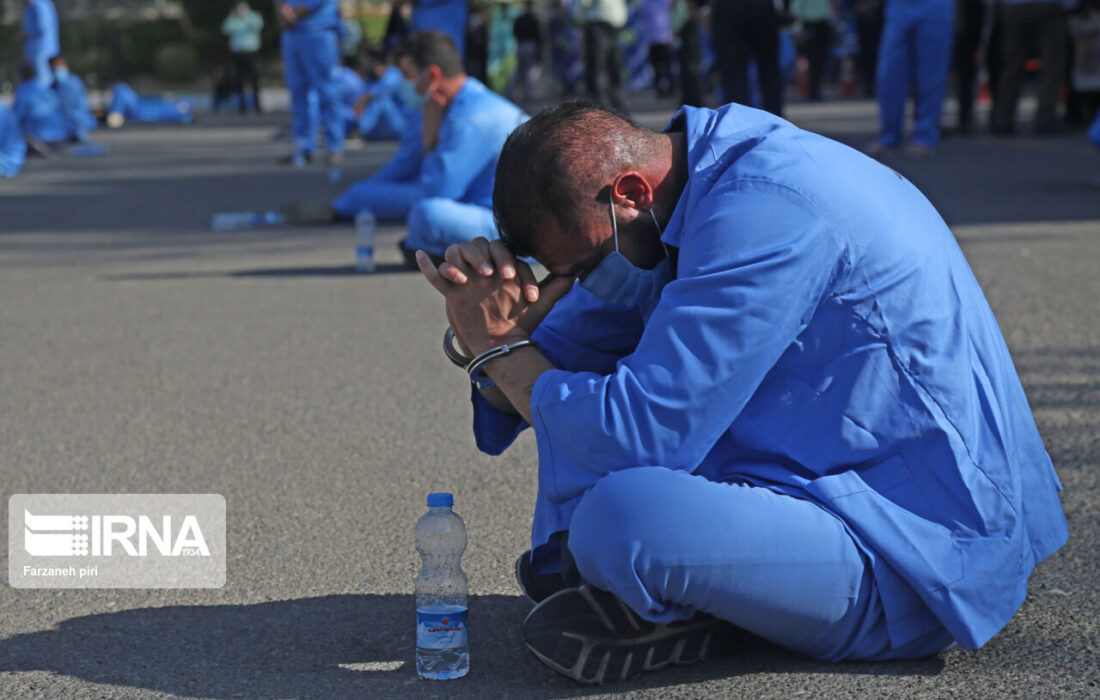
left=1, top=96, right=1098, bottom=699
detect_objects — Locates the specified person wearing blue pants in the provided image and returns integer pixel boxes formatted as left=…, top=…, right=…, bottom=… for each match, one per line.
left=325, top=32, right=526, bottom=264
left=13, top=62, right=69, bottom=144
left=50, top=57, right=97, bottom=143
left=106, top=83, right=195, bottom=126
left=279, top=0, right=344, bottom=167
left=408, top=0, right=468, bottom=58
left=0, top=103, right=28, bottom=178
left=354, top=56, right=412, bottom=141
left=19, top=0, right=59, bottom=84
left=870, top=0, right=954, bottom=158
left=418, top=102, right=1068, bottom=684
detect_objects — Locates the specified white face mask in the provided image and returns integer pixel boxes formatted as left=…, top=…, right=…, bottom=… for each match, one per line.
left=579, top=199, right=672, bottom=320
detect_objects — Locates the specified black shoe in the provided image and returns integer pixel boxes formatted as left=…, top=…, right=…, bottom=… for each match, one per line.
left=523, top=585, right=725, bottom=685
left=515, top=550, right=570, bottom=604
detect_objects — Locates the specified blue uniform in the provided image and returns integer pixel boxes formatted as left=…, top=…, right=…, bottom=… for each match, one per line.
left=281, top=0, right=344, bottom=157
left=876, top=0, right=955, bottom=148
left=411, top=0, right=468, bottom=58
left=475, top=105, right=1067, bottom=659
left=1090, top=110, right=1100, bottom=150
left=336, top=66, right=367, bottom=135
left=357, top=66, right=409, bottom=141
left=332, top=109, right=425, bottom=221
left=14, top=79, right=68, bottom=143
left=54, top=71, right=97, bottom=142
left=109, top=83, right=194, bottom=124
left=22, top=0, right=60, bottom=83
left=334, top=78, right=527, bottom=256
left=0, top=104, right=27, bottom=178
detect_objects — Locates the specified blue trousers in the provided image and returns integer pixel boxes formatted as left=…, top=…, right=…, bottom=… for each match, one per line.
left=564, top=467, right=954, bottom=661
left=331, top=176, right=421, bottom=221
left=282, top=29, right=344, bottom=156
left=358, top=98, right=407, bottom=141
left=875, top=7, right=954, bottom=147
left=110, top=84, right=193, bottom=123
left=404, top=198, right=498, bottom=257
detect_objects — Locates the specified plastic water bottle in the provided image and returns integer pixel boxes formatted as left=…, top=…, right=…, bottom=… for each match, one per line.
left=415, top=492, right=469, bottom=680
left=210, top=210, right=284, bottom=232
left=354, top=211, right=376, bottom=272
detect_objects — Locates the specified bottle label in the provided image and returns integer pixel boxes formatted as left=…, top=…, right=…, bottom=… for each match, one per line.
left=417, top=607, right=467, bottom=650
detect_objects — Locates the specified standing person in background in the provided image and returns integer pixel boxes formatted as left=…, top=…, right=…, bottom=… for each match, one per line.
left=279, top=0, right=345, bottom=168
left=222, top=2, right=265, bottom=114
left=575, top=0, right=630, bottom=113
left=547, top=0, right=580, bottom=97
left=951, top=0, right=993, bottom=134
left=792, top=0, right=835, bottom=101
left=383, top=0, right=411, bottom=54
left=677, top=0, right=705, bottom=107
left=992, top=0, right=1068, bottom=135
left=638, top=0, right=677, bottom=98
left=409, top=0, right=469, bottom=58
left=511, top=1, right=543, bottom=102
left=710, top=0, right=784, bottom=116
left=18, top=0, right=60, bottom=84
left=466, top=12, right=490, bottom=83
left=852, top=0, right=882, bottom=97
left=869, top=0, right=954, bottom=157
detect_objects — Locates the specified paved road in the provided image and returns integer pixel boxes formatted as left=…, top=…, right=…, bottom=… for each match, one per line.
left=1, top=99, right=1098, bottom=699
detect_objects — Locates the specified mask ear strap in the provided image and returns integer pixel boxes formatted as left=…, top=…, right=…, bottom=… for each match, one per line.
left=608, top=197, right=620, bottom=252
left=649, top=207, right=671, bottom=257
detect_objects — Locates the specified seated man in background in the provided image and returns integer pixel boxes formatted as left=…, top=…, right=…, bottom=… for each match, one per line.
left=286, top=31, right=527, bottom=265
left=50, top=56, right=97, bottom=143
left=13, top=61, right=68, bottom=145
left=106, top=82, right=196, bottom=127
left=352, top=49, right=411, bottom=141
left=0, top=102, right=28, bottom=177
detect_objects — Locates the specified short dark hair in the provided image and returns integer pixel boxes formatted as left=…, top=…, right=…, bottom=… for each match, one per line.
left=394, top=31, right=464, bottom=78
left=492, top=100, right=655, bottom=259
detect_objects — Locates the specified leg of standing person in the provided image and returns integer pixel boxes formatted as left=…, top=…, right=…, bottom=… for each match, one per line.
left=715, top=9, right=752, bottom=106
left=910, top=13, right=954, bottom=148
left=806, top=21, right=832, bottom=101
left=953, top=0, right=982, bottom=133
left=992, top=3, right=1033, bottom=135
left=603, top=24, right=628, bottom=114
left=555, top=468, right=955, bottom=663
left=874, top=12, right=914, bottom=149
left=243, top=52, right=262, bottom=113
left=299, top=30, right=345, bottom=159
left=283, top=32, right=316, bottom=159
left=233, top=53, right=248, bottom=113
left=1033, top=4, right=1067, bottom=132
left=749, top=13, right=784, bottom=116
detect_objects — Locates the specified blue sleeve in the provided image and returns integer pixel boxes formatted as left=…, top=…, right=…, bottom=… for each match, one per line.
left=372, top=110, right=423, bottom=181
left=471, top=284, right=644, bottom=454
left=528, top=181, right=849, bottom=504
left=0, top=106, right=26, bottom=178
left=420, top=116, right=494, bottom=200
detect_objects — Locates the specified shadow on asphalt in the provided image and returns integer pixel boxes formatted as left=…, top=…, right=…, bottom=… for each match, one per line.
left=0, top=594, right=945, bottom=698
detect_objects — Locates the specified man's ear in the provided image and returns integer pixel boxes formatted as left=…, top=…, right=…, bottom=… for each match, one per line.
left=610, top=172, right=654, bottom=213
left=426, top=64, right=444, bottom=85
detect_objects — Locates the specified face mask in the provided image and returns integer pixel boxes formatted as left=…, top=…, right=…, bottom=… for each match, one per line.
left=579, top=199, right=672, bottom=319
left=399, top=74, right=429, bottom=109
left=53, top=67, right=69, bottom=80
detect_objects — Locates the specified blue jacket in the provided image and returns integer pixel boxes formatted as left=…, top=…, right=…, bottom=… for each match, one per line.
left=473, top=104, right=1068, bottom=651
left=283, top=0, right=340, bottom=33
left=420, top=77, right=527, bottom=207
left=22, top=0, right=60, bottom=62
left=0, top=104, right=27, bottom=178
left=14, top=79, right=68, bottom=143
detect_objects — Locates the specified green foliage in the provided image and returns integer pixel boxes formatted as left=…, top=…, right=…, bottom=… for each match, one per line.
left=154, top=43, right=202, bottom=83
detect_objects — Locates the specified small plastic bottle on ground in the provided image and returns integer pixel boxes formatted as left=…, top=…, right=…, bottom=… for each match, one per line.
left=210, top=210, right=284, bottom=232
left=354, top=211, right=376, bottom=272
left=415, top=492, right=469, bottom=679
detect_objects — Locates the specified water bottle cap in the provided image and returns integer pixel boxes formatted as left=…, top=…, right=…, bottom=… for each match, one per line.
left=426, top=492, right=453, bottom=507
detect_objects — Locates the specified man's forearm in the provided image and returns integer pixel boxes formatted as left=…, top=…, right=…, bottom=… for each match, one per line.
left=481, top=346, right=557, bottom=425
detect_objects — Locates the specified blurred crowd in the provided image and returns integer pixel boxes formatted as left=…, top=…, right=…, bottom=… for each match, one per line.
left=4, top=0, right=1100, bottom=181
